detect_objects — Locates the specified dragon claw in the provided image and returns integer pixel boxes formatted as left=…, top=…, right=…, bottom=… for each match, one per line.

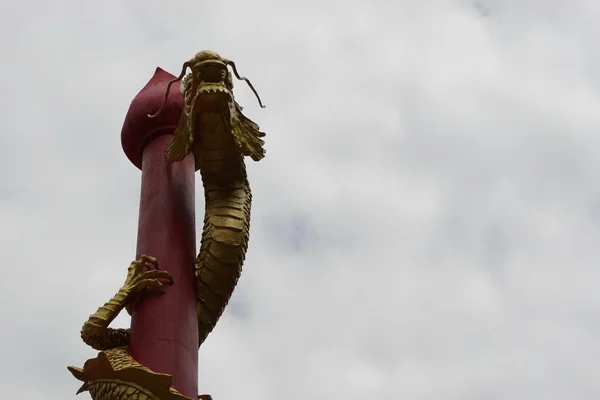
left=124, top=255, right=173, bottom=315
left=136, top=254, right=158, bottom=269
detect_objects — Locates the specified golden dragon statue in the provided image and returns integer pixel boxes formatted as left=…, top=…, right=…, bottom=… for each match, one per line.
left=67, top=50, right=266, bottom=400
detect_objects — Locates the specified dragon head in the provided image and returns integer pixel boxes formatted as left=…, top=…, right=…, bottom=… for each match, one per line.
left=149, top=50, right=265, bottom=118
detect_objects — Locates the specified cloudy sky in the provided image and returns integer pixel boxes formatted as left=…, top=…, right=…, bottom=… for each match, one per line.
left=1, top=0, right=600, bottom=399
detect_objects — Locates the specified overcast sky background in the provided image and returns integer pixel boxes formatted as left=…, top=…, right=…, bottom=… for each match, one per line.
left=1, top=0, right=600, bottom=399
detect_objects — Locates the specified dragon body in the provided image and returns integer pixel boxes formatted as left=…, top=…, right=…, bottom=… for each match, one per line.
left=68, top=51, right=266, bottom=400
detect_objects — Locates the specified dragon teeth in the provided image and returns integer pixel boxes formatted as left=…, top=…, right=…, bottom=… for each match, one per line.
left=199, top=86, right=228, bottom=94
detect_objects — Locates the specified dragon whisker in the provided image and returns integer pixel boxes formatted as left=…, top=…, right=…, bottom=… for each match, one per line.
left=148, top=61, right=193, bottom=118
left=223, top=59, right=266, bottom=109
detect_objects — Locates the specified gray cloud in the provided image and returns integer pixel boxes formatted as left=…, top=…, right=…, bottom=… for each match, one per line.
left=1, top=0, right=599, bottom=399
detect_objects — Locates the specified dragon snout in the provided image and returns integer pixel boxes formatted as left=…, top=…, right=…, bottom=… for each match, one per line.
left=192, top=60, right=233, bottom=109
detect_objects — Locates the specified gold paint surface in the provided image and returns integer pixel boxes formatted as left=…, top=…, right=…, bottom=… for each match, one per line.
left=154, top=50, right=266, bottom=347
left=68, top=50, right=265, bottom=400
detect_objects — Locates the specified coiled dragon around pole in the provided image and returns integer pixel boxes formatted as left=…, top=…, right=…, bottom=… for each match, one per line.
left=67, top=50, right=266, bottom=400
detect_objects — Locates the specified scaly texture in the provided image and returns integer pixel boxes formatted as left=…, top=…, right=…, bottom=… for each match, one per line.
left=67, top=50, right=265, bottom=400
left=68, top=256, right=199, bottom=400
left=162, top=50, right=266, bottom=347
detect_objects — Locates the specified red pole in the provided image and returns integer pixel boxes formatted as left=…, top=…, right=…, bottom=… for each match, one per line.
left=121, top=68, right=199, bottom=399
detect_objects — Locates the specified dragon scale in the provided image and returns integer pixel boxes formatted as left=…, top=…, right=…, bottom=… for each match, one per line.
left=68, top=50, right=266, bottom=400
